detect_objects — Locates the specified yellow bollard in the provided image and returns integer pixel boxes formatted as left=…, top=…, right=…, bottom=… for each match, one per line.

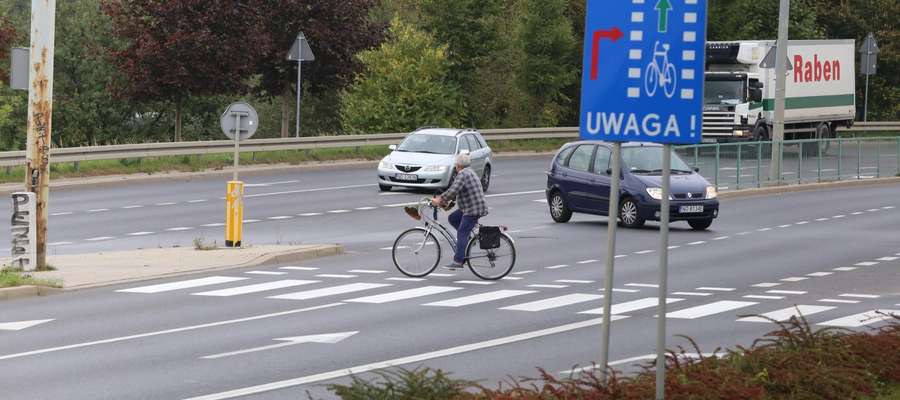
left=225, top=181, right=244, bottom=247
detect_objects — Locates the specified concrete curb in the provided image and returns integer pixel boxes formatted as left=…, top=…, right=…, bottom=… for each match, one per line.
left=718, top=177, right=900, bottom=200
left=0, top=285, right=61, bottom=301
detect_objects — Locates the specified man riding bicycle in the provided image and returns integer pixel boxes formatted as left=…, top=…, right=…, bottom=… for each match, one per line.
left=431, top=153, right=488, bottom=270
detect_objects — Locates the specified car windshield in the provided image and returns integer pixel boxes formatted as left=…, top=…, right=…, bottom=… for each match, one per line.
left=622, top=146, right=693, bottom=174
left=397, top=134, right=457, bottom=154
left=704, top=79, right=745, bottom=105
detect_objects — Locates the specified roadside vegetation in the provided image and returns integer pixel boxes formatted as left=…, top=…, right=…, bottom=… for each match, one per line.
left=0, top=267, right=61, bottom=288
left=320, top=314, right=900, bottom=399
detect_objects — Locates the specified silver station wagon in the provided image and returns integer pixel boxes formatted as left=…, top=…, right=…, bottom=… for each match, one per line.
left=377, top=128, right=493, bottom=192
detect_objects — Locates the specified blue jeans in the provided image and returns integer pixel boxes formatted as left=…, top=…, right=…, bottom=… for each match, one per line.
left=448, top=210, right=479, bottom=264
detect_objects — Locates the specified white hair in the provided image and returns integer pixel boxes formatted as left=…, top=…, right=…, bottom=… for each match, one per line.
left=455, top=153, right=471, bottom=168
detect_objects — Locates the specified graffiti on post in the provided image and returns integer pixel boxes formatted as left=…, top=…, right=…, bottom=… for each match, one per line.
left=10, top=192, right=37, bottom=271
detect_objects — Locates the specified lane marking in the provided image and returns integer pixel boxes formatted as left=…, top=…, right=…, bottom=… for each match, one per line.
left=502, top=294, right=603, bottom=312
left=696, top=287, right=735, bottom=292
left=668, top=245, right=680, bottom=250
left=833, top=215, right=846, bottom=218
left=348, top=270, right=386, bottom=274
left=851, top=211, right=864, bottom=215
left=87, top=208, right=110, bottom=213
left=193, top=280, right=319, bottom=297
left=743, top=295, right=784, bottom=300
left=807, top=272, right=833, bottom=277
left=688, top=241, right=705, bottom=245
left=202, top=223, right=225, bottom=227
left=51, top=212, right=73, bottom=216
left=712, top=236, right=729, bottom=241
left=242, top=219, right=261, bottom=223
left=327, top=210, right=351, bottom=214
left=667, top=301, right=757, bottom=319
left=546, top=264, right=569, bottom=269
left=155, top=202, right=177, bottom=206
left=626, top=283, right=658, bottom=288
left=818, top=310, right=900, bottom=327
left=454, top=280, right=494, bottom=286
left=855, top=261, right=879, bottom=266
left=267, top=216, right=293, bottom=220
left=346, top=286, right=462, bottom=304
left=736, top=231, right=752, bottom=235
left=818, top=298, right=860, bottom=304
left=121, top=205, right=143, bottom=209
left=766, top=290, right=806, bottom=295
left=244, top=183, right=376, bottom=199
left=612, top=288, right=640, bottom=293
left=795, top=221, right=809, bottom=225
left=840, top=293, right=880, bottom=299
left=752, top=283, right=780, bottom=288
left=187, top=199, right=208, bottom=203
left=385, top=277, right=425, bottom=282
left=279, top=266, right=318, bottom=271
left=866, top=208, right=880, bottom=212
left=315, top=274, right=358, bottom=279
left=118, top=276, right=248, bottom=293
left=424, top=290, right=536, bottom=307
left=777, top=224, right=791, bottom=228
left=270, top=283, right=392, bottom=300
left=615, top=255, right=628, bottom=258
left=127, top=232, right=154, bottom=236
left=833, top=267, right=857, bottom=271
left=737, top=305, right=834, bottom=323
left=672, top=291, right=712, bottom=297
left=576, top=259, right=599, bottom=264
left=780, top=277, right=808, bottom=282
left=634, top=250, right=654, bottom=254
left=556, top=280, right=594, bottom=284
left=298, top=213, right=323, bottom=217
left=245, top=271, right=287, bottom=276
left=166, top=227, right=193, bottom=231
left=47, top=241, right=73, bottom=246
left=429, top=273, right=456, bottom=277
left=512, top=270, right=534, bottom=275
left=876, top=256, right=898, bottom=261
left=355, top=207, right=377, bottom=211
left=757, top=228, right=771, bottom=232
left=815, top=218, right=829, bottom=222
left=184, top=316, right=626, bottom=400
left=502, top=276, right=524, bottom=281
left=580, top=297, right=684, bottom=315
left=85, top=236, right=114, bottom=241
left=529, top=284, right=568, bottom=289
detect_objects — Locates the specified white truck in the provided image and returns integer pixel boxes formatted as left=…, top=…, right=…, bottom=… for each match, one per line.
left=702, top=40, right=856, bottom=148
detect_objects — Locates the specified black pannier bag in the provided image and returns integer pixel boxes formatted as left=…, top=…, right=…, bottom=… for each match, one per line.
left=478, top=226, right=502, bottom=249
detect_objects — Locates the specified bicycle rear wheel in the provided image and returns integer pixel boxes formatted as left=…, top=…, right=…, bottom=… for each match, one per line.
left=466, top=233, right=516, bottom=280
left=393, top=228, right=441, bottom=277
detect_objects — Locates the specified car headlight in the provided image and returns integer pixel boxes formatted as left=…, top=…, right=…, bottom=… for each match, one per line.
left=705, top=186, right=718, bottom=199
left=379, top=159, right=393, bottom=170
left=422, top=165, right=448, bottom=172
left=646, top=187, right=673, bottom=200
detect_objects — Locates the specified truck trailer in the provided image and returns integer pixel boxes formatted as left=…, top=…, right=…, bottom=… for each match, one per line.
left=702, top=40, right=856, bottom=147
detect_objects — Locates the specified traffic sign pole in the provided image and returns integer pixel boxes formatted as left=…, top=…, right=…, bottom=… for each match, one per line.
left=769, top=0, right=790, bottom=184
left=599, top=142, right=621, bottom=383
left=656, top=144, right=671, bottom=399
left=220, top=102, right=258, bottom=249
left=295, top=60, right=302, bottom=138
left=233, top=112, right=242, bottom=181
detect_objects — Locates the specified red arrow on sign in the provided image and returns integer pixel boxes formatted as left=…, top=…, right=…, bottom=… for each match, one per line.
left=590, top=27, right=623, bottom=80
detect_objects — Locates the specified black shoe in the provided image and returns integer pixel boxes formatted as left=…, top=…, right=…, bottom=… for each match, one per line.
left=442, top=262, right=463, bottom=270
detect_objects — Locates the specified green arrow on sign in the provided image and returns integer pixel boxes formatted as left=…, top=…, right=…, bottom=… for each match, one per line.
left=655, top=0, right=673, bottom=33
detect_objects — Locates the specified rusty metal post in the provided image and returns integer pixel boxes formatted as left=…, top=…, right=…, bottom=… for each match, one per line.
left=25, top=0, right=56, bottom=270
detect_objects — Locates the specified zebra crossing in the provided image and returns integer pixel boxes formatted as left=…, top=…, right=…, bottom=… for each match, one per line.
left=114, top=270, right=898, bottom=328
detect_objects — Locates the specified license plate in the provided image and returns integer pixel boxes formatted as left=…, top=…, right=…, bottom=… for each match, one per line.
left=396, top=173, right=418, bottom=181
left=679, top=205, right=704, bottom=213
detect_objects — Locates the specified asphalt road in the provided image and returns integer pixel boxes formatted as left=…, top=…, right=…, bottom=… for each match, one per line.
left=0, top=155, right=898, bottom=399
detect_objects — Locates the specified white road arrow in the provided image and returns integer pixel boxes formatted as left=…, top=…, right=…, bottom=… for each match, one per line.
left=202, top=331, right=358, bottom=360
left=0, top=319, right=54, bottom=331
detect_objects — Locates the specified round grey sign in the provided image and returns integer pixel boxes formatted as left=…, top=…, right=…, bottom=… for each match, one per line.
left=220, top=102, right=259, bottom=140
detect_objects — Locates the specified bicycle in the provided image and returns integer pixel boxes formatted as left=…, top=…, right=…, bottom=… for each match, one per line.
left=644, top=41, right=678, bottom=99
left=392, top=197, right=516, bottom=280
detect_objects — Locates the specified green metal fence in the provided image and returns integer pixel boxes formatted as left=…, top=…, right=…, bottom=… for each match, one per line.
left=675, top=137, right=900, bottom=191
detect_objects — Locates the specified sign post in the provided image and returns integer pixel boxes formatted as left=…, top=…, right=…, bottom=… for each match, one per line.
left=10, top=192, right=37, bottom=271
left=287, top=32, right=316, bottom=138
left=859, top=33, right=879, bottom=122
left=580, top=1, right=707, bottom=397
left=220, top=102, right=259, bottom=248
left=768, top=0, right=790, bottom=184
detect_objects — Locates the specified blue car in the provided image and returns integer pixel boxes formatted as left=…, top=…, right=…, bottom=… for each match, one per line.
left=545, top=141, right=719, bottom=230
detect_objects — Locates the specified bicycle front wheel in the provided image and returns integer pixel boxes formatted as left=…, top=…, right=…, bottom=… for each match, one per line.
left=393, top=228, right=441, bottom=277
left=466, top=233, right=516, bottom=280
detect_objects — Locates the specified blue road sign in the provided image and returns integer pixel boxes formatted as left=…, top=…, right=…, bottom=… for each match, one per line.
left=579, top=0, right=707, bottom=144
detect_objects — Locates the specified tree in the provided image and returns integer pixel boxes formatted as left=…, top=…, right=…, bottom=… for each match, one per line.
left=254, top=0, right=383, bottom=137
left=101, top=0, right=270, bottom=141
left=518, top=0, right=578, bottom=127
left=0, top=16, right=16, bottom=83
left=339, top=18, right=464, bottom=134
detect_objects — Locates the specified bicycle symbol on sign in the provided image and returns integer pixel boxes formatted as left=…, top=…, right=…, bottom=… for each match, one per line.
left=644, top=41, right=678, bottom=98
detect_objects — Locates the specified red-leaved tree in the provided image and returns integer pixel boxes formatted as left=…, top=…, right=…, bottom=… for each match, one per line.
left=0, top=16, right=17, bottom=83
left=254, top=0, right=383, bottom=136
left=101, top=0, right=270, bottom=141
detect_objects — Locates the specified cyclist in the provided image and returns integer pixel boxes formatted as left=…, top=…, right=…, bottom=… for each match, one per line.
left=431, top=153, right=488, bottom=270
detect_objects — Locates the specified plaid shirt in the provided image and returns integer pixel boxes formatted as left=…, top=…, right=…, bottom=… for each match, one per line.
left=441, top=168, right=488, bottom=217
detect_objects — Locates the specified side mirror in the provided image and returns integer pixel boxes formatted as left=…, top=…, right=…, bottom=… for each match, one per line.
left=605, top=168, right=612, bottom=175
left=749, top=88, right=762, bottom=102
left=388, top=144, right=397, bottom=151
left=693, top=167, right=700, bottom=173
left=459, top=149, right=470, bottom=155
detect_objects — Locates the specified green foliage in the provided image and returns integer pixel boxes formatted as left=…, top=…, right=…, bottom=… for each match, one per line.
left=326, top=368, right=471, bottom=400
left=0, top=268, right=62, bottom=288
left=339, top=18, right=465, bottom=134
left=518, top=0, right=578, bottom=127
left=708, top=0, right=824, bottom=41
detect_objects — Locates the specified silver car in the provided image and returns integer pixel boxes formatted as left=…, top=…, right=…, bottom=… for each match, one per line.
left=377, top=128, right=493, bottom=192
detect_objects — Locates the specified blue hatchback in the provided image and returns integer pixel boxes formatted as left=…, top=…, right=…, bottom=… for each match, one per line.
left=545, top=141, right=719, bottom=230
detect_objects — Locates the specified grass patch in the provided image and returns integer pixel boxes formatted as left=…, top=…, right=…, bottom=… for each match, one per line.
left=0, top=139, right=568, bottom=184
left=193, top=237, right=217, bottom=251
left=0, top=268, right=62, bottom=288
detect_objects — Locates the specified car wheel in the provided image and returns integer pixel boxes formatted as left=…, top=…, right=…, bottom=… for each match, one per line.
left=480, top=165, right=491, bottom=192
left=618, top=198, right=645, bottom=228
left=549, top=191, right=572, bottom=223
left=379, top=184, right=392, bottom=192
left=688, top=218, right=713, bottom=231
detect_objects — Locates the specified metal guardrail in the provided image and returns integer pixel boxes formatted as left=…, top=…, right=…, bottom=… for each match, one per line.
left=0, top=123, right=896, bottom=167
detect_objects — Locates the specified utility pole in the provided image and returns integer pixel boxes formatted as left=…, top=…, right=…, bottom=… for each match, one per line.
left=24, top=0, right=56, bottom=270
left=768, top=0, right=789, bottom=184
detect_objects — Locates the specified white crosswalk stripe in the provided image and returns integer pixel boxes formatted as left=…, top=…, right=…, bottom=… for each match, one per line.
left=192, top=280, right=319, bottom=297
left=118, top=276, right=247, bottom=293
left=346, top=286, right=462, bottom=304
left=579, top=297, right=684, bottom=315
left=667, top=301, right=757, bottom=319
left=501, top=294, right=602, bottom=312
left=269, top=283, right=391, bottom=300
left=737, top=305, right=835, bottom=323
left=424, top=290, right=536, bottom=307
left=818, top=310, right=900, bottom=327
